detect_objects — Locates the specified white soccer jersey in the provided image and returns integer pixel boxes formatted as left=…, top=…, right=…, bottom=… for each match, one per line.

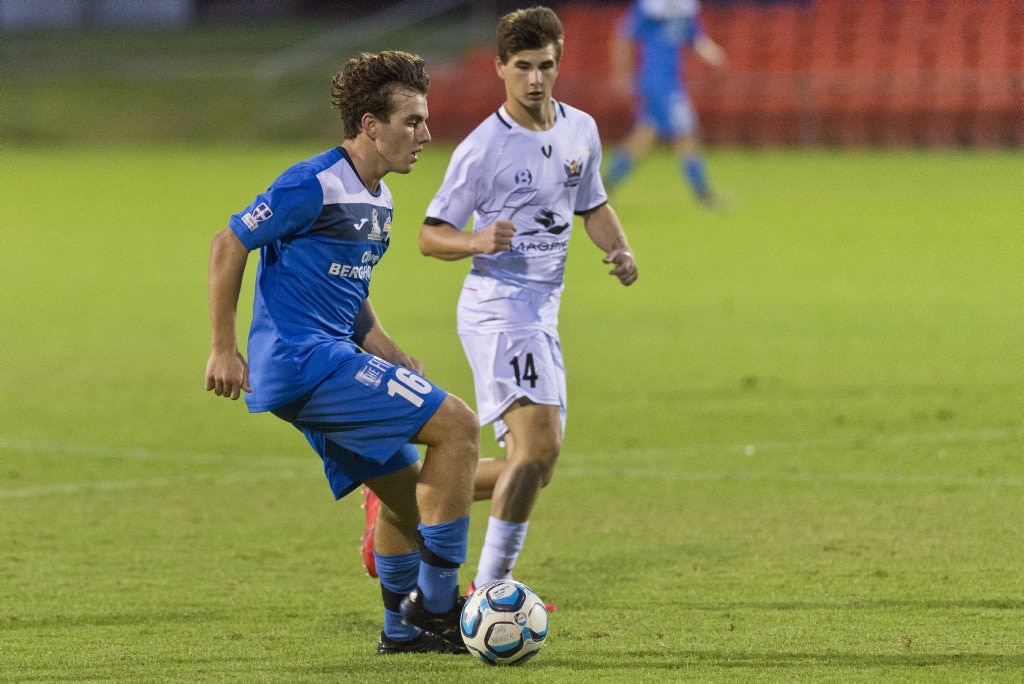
left=426, top=101, right=608, bottom=334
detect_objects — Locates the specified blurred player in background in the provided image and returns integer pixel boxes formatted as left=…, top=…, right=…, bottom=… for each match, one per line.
left=605, top=0, right=728, bottom=209
left=205, top=50, right=476, bottom=655
left=398, top=5, right=636, bottom=608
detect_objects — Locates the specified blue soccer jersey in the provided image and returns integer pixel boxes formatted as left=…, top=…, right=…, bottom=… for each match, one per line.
left=228, top=147, right=395, bottom=413
left=622, top=0, right=704, bottom=98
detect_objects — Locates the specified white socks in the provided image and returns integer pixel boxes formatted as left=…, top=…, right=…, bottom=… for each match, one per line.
left=474, top=516, right=529, bottom=587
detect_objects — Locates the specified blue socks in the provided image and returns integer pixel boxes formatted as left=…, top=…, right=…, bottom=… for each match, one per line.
left=606, top=150, right=633, bottom=190
left=683, top=156, right=710, bottom=200
left=376, top=517, right=470, bottom=640
left=416, top=516, right=470, bottom=613
left=376, top=550, right=420, bottom=641
left=607, top=151, right=711, bottom=201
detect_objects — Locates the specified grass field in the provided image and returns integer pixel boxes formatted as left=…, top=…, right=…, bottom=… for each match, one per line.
left=2, top=145, right=1022, bottom=681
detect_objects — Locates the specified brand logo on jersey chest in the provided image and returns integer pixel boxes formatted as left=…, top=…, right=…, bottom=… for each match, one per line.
left=351, top=208, right=391, bottom=242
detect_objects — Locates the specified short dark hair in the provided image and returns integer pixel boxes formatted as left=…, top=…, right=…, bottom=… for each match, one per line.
left=330, top=50, right=430, bottom=139
left=496, top=5, right=564, bottom=64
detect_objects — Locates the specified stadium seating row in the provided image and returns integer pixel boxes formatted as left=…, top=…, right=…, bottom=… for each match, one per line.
left=426, top=1, right=1023, bottom=147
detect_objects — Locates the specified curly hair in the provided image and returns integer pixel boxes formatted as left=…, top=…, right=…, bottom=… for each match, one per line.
left=496, top=5, right=564, bottom=64
left=330, top=50, right=430, bottom=140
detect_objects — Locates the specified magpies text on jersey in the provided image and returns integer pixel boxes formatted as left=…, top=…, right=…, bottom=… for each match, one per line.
left=511, top=239, right=570, bottom=255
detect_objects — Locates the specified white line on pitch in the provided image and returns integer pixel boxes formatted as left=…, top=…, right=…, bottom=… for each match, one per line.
left=2, top=427, right=1016, bottom=464
left=0, top=436, right=297, bottom=466
left=0, top=470, right=311, bottom=500
left=1, top=427, right=1019, bottom=498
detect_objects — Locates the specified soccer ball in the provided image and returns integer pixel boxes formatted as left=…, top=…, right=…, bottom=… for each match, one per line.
left=460, top=580, right=548, bottom=666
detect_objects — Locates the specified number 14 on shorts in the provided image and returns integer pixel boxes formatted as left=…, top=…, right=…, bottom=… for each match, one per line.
left=509, top=353, right=538, bottom=388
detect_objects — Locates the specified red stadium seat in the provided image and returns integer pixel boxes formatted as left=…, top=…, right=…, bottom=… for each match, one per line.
left=426, top=0, right=1022, bottom=148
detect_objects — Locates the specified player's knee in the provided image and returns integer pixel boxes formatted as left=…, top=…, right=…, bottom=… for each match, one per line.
left=443, top=394, right=480, bottom=456
left=538, top=450, right=560, bottom=487
left=539, top=430, right=562, bottom=469
left=515, top=455, right=558, bottom=489
left=519, top=439, right=560, bottom=485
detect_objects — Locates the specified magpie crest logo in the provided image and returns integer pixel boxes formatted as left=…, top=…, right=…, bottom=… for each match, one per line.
left=563, top=159, right=583, bottom=188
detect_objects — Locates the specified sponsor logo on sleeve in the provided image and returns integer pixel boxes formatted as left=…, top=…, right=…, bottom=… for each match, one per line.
left=241, top=202, right=273, bottom=231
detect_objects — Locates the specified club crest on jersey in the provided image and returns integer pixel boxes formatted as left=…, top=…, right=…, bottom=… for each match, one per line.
left=563, top=159, right=583, bottom=188
left=367, top=208, right=391, bottom=242
left=241, top=202, right=273, bottom=231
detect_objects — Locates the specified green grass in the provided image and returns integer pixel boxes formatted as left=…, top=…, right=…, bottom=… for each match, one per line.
left=2, top=146, right=1022, bottom=681
left=0, top=20, right=494, bottom=145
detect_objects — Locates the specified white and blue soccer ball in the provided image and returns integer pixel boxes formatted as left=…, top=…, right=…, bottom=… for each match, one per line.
left=460, top=579, right=548, bottom=666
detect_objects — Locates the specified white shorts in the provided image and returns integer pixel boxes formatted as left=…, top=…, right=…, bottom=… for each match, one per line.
left=459, top=329, right=567, bottom=443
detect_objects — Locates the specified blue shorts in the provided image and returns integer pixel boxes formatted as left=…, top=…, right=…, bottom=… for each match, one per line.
left=272, top=353, right=447, bottom=499
left=638, top=88, right=698, bottom=139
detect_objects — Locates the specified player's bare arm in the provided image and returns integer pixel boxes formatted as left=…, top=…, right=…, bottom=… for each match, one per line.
left=580, top=203, right=638, bottom=286
left=353, top=299, right=424, bottom=374
left=695, top=35, right=726, bottom=69
left=419, top=219, right=516, bottom=261
left=205, top=226, right=252, bottom=399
